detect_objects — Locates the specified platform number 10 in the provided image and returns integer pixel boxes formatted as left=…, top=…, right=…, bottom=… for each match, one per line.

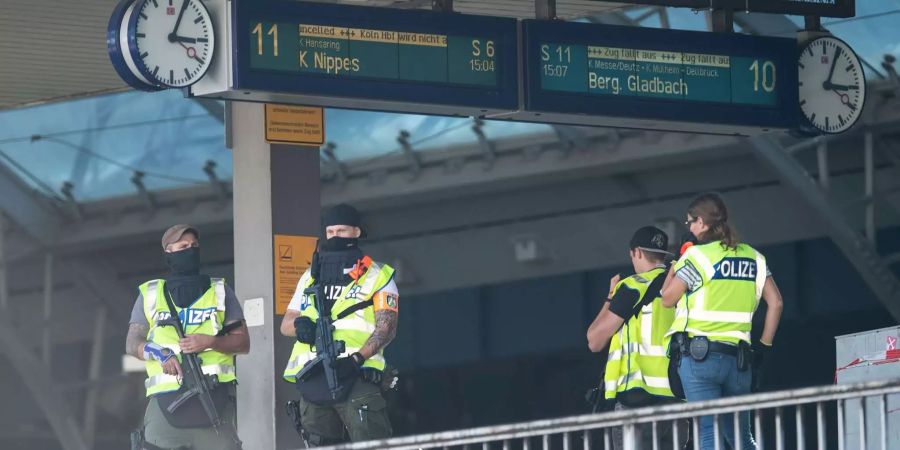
left=750, top=59, right=776, bottom=93
left=252, top=23, right=279, bottom=57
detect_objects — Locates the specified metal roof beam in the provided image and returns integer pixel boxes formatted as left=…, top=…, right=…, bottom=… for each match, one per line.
left=0, top=158, right=61, bottom=246
left=733, top=13, right=798, bottom=36
left=752, top=135, right=900, bottom=321
left=193, top=98, right=225, bottom=124
left=0, top=312, right=89, bottom=450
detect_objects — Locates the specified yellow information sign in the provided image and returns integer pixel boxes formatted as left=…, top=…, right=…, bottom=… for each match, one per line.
left=273, top=234, right=318, bottom=315
left=265, top=104, right=325, bottom=145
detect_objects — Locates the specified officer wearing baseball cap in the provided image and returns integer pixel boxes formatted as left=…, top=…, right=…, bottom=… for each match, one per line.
left=125, top=224, right=249, bottom=449
left=587, top=226, right=685, bottom=450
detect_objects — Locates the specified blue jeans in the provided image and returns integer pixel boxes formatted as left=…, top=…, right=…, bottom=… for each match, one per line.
left=678, top=352, right=757, bottom=450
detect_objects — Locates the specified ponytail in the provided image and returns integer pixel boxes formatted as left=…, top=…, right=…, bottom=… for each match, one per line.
left=687, top=193, right=740, bottom=250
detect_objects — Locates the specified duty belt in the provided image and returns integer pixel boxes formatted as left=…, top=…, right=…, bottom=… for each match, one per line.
left=360, top=368, right=382, bottom=384
left=688, top=337, right=739, bottom=356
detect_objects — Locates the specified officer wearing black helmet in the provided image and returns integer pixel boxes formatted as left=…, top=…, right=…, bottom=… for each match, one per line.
left=279, top=204, right=399, bottom=446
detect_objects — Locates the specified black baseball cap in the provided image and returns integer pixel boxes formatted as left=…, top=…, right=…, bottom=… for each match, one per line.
left=629, top=226, right=672, bottom=256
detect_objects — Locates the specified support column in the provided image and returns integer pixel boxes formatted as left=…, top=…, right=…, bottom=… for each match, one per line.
left=83, top=307, right=107, bottom=448
left=865, top=131, right=876, bottom=245
left=816, top=140, right=830, bottom=190
left=42, top=253, right=54, bottom=366
left=232, top=102, right=321, bottom=450
left=535, top=0, right=556, bottom=20
left=0, top=214, right=7, bottom=310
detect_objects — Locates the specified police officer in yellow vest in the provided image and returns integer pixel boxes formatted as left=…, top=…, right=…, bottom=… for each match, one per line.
left=125, top=224, right=249, bottom=450
left=661, top=193, right=783, bottom=450
left=280, top=204, right=398, bottom=446
left=587, top=226, right=684, bottom=450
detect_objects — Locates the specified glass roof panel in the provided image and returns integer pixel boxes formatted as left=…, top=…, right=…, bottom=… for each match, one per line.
left=0, top=89, right=229, bottom=201
left=817, top=1, right=900, bottom=79
left=323, top=110, right=552, bottom=162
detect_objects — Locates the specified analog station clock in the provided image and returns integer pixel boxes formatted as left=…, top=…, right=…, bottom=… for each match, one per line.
left=108, top=0, right=215, bottom=90
left=798, top=36, right=866, bottom=135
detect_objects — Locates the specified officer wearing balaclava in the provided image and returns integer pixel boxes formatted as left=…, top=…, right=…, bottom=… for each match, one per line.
left=280, top=204, right=399, bottom=446
left=125, top=225, right=249, bottom=449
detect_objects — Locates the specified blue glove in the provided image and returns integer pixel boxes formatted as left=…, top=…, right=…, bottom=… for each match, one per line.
left=143, top=342, right=175, bottom=363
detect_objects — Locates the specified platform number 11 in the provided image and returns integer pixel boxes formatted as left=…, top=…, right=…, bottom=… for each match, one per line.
left=252, top=23, right=279, bottom=57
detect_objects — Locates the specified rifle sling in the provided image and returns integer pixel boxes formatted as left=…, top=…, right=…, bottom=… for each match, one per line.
left=334, top=300, right=373, bottom=321
left=629, top=270, right=668, bottom=320
left=162, top=290, right=186, bottom=337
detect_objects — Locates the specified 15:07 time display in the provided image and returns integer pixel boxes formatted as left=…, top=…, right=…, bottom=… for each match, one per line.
left=539, top=42, right=780, bottom=107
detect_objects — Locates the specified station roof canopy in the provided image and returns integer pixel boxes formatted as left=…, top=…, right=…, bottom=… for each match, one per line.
left=0, top=0, right=898, bottom=200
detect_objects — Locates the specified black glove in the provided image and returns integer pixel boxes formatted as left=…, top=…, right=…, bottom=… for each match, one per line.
left=335, top=352, right=364, bottom=378
left=294, top=316, right=317, bottom=345
left=752, top=341, right=771, bottom=366
left=751, top=341, right=771, bottom=391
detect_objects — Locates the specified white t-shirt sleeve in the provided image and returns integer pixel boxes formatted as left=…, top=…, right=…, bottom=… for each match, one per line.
left=376, top=278, right=399, bottom=297
left=286, top=272, right=312, bottom=312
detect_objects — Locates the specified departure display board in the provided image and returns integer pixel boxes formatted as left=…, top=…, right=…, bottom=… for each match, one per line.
left=232, top=0, right=518, bottom=113
left=522, top=20, right=800, bottom=132
left=591, top=0, right=854, bottom=18
left=539, top=44, right=779, bottom=107
left=250, top=24, right=499, bottom=87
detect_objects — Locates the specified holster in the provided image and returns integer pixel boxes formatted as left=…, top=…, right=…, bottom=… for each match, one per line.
left=737, top=341, right=752, bottom=372
left=131, top=428, right=192, bottom=450
left=131, top=429, right=143, bottom=450
left=584, top=387, right=604, bottom=413
left=667, top=334, right=687, bottom=400
left=285, top=400, right=346, bottom=448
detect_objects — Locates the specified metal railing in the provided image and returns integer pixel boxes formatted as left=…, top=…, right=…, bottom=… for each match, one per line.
left=314, top=379, right=900, bottom=450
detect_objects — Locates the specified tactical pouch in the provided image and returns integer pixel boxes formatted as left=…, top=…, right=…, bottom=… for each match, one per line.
left=295, top=359, right=357, bottom=405
left=689, top=336, right=710, bottom=362
left=156, top=381, right=233, bottom=429
left=737, top=341, right=752, bottom=372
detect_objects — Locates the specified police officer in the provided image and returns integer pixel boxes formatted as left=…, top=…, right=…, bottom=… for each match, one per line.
left=661, top=193, right=784, bottom=450
left=587, top=226, right=684, bottom=450
left=280, top=204, right=398, bottom=445
left=125, top=224, right=249, bottom=450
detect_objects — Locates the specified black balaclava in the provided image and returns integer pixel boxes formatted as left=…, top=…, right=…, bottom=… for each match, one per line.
left=314, top=204, right=366, bottom=308
left=164, top=247, right=211, bottom=308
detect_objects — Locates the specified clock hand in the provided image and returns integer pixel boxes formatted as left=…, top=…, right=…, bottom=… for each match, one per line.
left=822, top=46, right=842, bottom=90
left=168, top=0, right=191, bottom=43
left=831, top=90, right=856, bottom=110
left=828, top=83, right=859, bottom=92
left=178, top=42, right=203, bottom=63
left=172, top=36, right=197, bottom=44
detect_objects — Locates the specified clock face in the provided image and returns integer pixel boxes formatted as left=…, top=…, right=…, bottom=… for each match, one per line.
left=130, top=0, right=215, bottom=88
left=798, top=36, right=866, bottom=134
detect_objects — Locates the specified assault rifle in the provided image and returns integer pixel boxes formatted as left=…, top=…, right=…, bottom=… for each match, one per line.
left=159, top=291, right=230, bottom=435
left=295, top=248, right=348, bottom=401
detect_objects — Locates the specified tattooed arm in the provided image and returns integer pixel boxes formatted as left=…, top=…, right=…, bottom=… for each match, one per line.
left=358, top=310, right=398, bottom=360
left=126, top=323, right=150, bottom=360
